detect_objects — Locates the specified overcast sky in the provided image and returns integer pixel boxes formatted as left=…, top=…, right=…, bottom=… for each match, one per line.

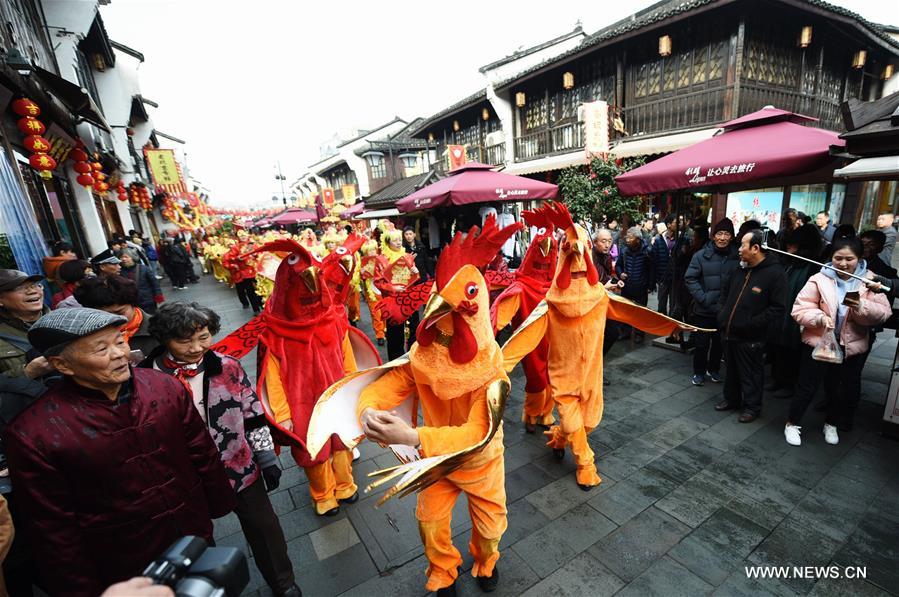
left=100, top=0, right=897, bottom=208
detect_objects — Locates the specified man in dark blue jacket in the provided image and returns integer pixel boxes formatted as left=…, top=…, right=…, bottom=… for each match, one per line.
left=617, top=226, right=655, bottom=341
left=651, top=215, right=690, bottom=317
left=684, top=218, right=740, bottom=386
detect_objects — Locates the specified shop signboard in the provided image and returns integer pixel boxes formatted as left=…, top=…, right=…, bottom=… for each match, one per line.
left=583, top=100, right=609, bottom=157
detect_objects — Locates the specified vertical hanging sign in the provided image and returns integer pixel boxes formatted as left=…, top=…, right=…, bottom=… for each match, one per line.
left=583, top=100, right=610, bottom=158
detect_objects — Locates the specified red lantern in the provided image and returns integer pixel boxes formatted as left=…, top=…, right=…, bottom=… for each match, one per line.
left=17, top=117, right=46, bottom=136
left=76, top=174, right=95, bottom=187
left=12, top=98, right=41, bottom=117
left=94, top=172, right=106, bottom=182
left=70, top=148, right=89, bottom=162
left=98, top=182, right=109, bottom=192
left=23, top=135, right=51, bottom=153
left=29, top=153, right=57, bottom=171
left=91, top=162, right=102, bottom=171
left=73, top=161, right=92, bottom=174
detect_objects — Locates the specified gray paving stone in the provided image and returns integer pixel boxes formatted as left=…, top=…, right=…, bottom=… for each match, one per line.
left=524, top=475, right=595, bottom=521
left=830, top=512, right=899, bottom=594
left=510, top=525, right=577, bottom=579
left=712, top=568, right=797, bottom=597
left=299, top=541, right=378, bottom=596
left=339, top=554, right=428, bottom=597
left=726, top=494, right=789, bottom=532
left=616, top=555, right=715, bottom=597
left=521, top=551, right=625, bottom=597
left=588, top=467, right=676, bottom=526
left=588, top=506, right=691, bottom=582
left=499, top=498, right=552, bottom=549
left=655, top=472, right=731, bottom=528
left=668, top=507, right=769, bottom=586
left=309, top=517, right=361, bottom=561
left=809, top=577, right=893, bottom=597
left=791, top=473, right=881, bottom=542
left=748, top=517, right=842, bottom=594
left=642, top=416, right=709, bottom=450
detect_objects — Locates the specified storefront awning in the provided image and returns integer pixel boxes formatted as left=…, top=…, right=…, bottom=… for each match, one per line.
left=610, top=127, right=721, bottom=158
left=834, top=155, right=899, bottom=180
left=503, top=151, right=587, bottom=175
left=33, top=66, right=111, bottom=133
left=355, top=208, right=399, bottom=220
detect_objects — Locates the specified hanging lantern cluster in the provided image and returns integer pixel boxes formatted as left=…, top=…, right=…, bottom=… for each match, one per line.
left=13, top=98, right=56, bottom=179
left=116, top=181, right=128, bottom=202
left=129, top=183, right=152, bottom=210
left=91, top=160, right=109, bottom=195
left=69, top=141, right=94, bottom=187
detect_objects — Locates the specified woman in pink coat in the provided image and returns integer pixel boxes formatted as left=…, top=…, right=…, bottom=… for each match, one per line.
left=785, top=237, right=891, bottom=447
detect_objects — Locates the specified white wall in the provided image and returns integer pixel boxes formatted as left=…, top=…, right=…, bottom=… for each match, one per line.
left=480, top=32, right=586, bottom=86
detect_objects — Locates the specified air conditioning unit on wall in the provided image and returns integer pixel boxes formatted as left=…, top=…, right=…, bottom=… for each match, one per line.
left=485, top=131, right=505, bottom=146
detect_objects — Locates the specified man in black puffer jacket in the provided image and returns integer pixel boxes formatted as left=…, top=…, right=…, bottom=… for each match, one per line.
left=685, top=218, right=740, bottom=386
left=715, top=229, right=787, bottom=423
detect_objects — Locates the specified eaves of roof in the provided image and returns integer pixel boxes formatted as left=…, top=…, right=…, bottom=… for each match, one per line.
left=478, top=26, right=585, bottom=73
left=364, top=170, right=439, bottom=208
left=336, top=117, right=407, bottom=148
left=494, top=0, right=899, bottom=91
left=407, top=90, right=488, bottom=138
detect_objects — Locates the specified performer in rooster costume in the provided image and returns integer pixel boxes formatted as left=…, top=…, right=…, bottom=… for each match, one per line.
left=212, top=237, right=380, bottom=516
left=491, top=212, right=558, bottom=433
left=222, top=231, right=263, bottom=313
left=375, top=229, right=420, bottom=360
left=303, top=216, right=547, bottom=595
left=523, top=203, right=707, bottom=490
left=321, top=233, right=366, bottom=368
left=359, top=239, right=386, bottom=345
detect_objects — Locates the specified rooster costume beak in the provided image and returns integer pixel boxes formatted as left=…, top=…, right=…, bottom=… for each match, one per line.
left=539, top=237, right=552, bottom=257
left=339, top=254, right=354, bottom=274
left=422, top=293, right=453, bottom=327
left=570, top=241, right=584, bottom=256
left=300, top=266, right=321, bottom=294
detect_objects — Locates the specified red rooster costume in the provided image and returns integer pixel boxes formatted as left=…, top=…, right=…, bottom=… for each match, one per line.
left=491, top=213, right=558, bottom=431
left=213, top=237, right=380, bottom=515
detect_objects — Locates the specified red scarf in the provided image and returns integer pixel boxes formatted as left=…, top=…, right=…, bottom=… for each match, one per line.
left=160, top=355, right=202, bottom=396
left=122, top=308, right=144, bottom=342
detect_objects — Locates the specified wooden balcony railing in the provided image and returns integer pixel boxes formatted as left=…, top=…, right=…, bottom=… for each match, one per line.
left=622, top=86, right=730, bottom=137
left=738, top=83, right=842, bottom=131
left=514, top=121, right=584, bottom=162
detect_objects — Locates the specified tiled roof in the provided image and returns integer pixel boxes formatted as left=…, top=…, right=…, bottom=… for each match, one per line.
left=495, top=0, right=899, bottom=90
left=407, top=90, right=488, bottom=138
left=364, top=170, right=439, bottom=209
left=354, top=118, right=429, bottom=156
left=478, top=25, right=585, bottom=73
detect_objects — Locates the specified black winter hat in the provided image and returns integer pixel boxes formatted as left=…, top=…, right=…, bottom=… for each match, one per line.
left=712, top=218, right=735, bottom=237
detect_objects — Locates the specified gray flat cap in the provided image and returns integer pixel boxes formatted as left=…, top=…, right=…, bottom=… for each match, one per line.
left=28, top=308, right=128, bottom=356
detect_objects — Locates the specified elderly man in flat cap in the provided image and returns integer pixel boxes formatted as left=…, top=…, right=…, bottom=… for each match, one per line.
left=90, top=249, right=122, bottom=278
left=4, top=308, right=235, bottom=596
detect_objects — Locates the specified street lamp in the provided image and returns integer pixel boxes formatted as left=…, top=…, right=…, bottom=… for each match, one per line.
left=274, top=161, right=287, bottom=206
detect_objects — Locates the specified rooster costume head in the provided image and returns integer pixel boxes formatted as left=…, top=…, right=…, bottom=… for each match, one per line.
left=415, top=215, right=522, bottom=366
left=321, top=233, right=365, bottom=302
left=535, top=202, right=599, bottom=289
left=251, top=239, right=333, bottom=321
left=519, top=209, right=559, bottom=285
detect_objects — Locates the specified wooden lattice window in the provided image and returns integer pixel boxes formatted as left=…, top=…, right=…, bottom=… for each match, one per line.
left=524, top=96, right=548, bottom=130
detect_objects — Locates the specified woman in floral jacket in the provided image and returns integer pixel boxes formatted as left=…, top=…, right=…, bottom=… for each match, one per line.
left=142, top=302, right=300, bottom=597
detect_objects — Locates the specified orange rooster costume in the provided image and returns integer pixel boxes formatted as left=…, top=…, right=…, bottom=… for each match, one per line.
left=304, top=216, right=546, bottom=593
left=526, top=203, right=703, bottom=489
left=492, top=214, right=558, bottom=431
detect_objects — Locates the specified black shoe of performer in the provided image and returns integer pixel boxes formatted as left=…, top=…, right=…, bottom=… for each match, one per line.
left=553, top=448, right=565, bottom=460
left=476, top=566, right=499, bottom=593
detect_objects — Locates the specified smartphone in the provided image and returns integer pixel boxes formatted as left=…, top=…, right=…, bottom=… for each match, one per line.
left=843, top=291, right=860, bottom=308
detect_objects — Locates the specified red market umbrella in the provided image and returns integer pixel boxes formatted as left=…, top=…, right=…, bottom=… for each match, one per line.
left=396, top=162, right=558, bottom=213
left=270, top=208, right=317, bottom=225
left=615, top=107, right=846, bottom=197
left=343, top=202, right=365, bottom=218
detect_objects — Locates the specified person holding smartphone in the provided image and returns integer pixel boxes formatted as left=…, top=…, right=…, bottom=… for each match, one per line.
left=141, top=302, right=300, bottom=597
left=786, top=237, right=891, bottom=446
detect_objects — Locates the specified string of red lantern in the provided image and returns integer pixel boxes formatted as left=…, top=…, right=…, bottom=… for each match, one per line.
left=12, top=98, right=57, bottom=179
left=91, top=159, right=109, bottom=195
left=69, top=140, right=94, bottom=187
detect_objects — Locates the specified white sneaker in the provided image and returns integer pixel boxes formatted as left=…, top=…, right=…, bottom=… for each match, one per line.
left=352, top=447, right=361, bottom=461
left=823, top=424, right=839, bottom=445
left=784, top=424, right=802, bottom=446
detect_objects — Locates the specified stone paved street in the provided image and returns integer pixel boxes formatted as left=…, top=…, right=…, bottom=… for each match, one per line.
left=176, top=265, right=899, bottom=597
